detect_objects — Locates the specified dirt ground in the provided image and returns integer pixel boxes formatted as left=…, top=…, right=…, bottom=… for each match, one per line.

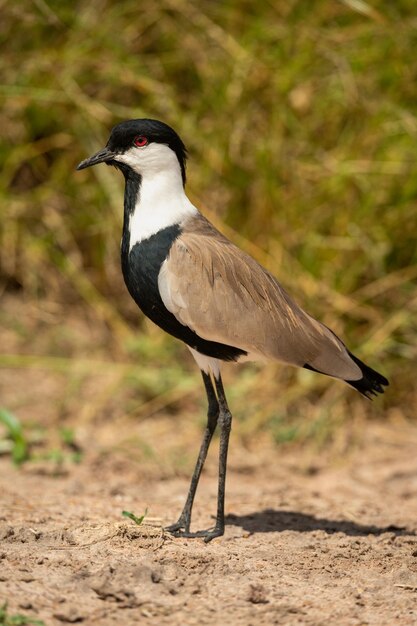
left=1, top=421, right=417, bottom=626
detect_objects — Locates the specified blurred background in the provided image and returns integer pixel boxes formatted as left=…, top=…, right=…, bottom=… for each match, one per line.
left=1, top=0, right=416, bottom=471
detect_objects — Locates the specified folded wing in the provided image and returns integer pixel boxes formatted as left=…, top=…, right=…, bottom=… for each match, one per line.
left=158, top=215, right=362, bottom=381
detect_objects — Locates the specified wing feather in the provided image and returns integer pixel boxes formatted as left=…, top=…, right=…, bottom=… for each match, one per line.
left=159, top=215, right=361, bottom=380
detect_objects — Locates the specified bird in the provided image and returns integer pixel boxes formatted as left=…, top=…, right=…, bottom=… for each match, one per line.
left=77, top=118, right=389, bottom=542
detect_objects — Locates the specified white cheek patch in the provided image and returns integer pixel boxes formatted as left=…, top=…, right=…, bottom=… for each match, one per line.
left=119, top=143, right=197, bottom=248
left=115, top=147, right=144, bottom=171
left=115, top=143, right=180, bottom=177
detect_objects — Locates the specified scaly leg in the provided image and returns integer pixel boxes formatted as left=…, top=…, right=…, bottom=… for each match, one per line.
left=202, top=374, right=232, bottom=543
left=166, top=370, right=219, bottom=534
left=167, top=372, right=232, bottom=542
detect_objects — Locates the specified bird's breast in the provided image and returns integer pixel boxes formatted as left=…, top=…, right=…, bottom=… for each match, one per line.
left=121, top=224, right=181, bottom=324
left=119, top=224, right=246, bottom=362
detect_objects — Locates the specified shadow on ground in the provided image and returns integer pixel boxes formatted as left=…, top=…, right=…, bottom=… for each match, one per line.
left=226, top=509, right=415, bottom=537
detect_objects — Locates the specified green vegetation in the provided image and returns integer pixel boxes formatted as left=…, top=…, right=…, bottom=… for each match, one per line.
left=0, top=410, right=29, bottom=465
left=1, top=1, right=416, bottom=447
left=0, top=409, right=82, bottom=467
left=0, top=603, right=45, bottom=626
left=122, top=508, right=148, bottom=526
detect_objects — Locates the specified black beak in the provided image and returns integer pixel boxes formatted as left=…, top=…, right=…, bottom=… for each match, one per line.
left=76, top=146, right=116, bottom=171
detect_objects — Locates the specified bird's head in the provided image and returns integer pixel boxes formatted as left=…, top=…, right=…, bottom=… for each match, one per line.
left=77, top=119, right=187, bottom=185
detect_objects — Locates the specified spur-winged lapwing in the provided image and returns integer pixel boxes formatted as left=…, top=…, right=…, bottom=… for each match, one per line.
left=77, top=119, right=389, bottom=542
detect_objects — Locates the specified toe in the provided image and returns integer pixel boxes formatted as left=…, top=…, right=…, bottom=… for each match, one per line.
left=203, top=527, right=224, bottom=543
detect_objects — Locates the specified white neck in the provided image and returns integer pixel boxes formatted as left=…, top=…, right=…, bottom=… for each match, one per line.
left=128, top=168, right=197, bottom=249
left=113, top=142, right=197, bottom=249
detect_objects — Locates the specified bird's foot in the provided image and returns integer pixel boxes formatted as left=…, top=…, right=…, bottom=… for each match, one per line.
left=165, top=516, right=190, bottom=534
left=166, top=524, right=224, bottom=543
left=202, top=525, right=224, bottom=543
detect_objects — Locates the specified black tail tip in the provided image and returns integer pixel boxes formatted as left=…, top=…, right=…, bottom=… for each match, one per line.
left=346, top=351, right=389, bottom=399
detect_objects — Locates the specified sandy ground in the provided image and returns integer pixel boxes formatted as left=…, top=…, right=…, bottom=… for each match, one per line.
left=1, top=422, right=417, bottom=626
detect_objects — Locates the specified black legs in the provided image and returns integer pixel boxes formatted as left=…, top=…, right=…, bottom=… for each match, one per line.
left=205, top=374, right=232, bottom=541
left=204, top=375, right=232, bottom=543
left=165, top=371, right=219, bottom=534
left=165, top=370, right=232, bottom=542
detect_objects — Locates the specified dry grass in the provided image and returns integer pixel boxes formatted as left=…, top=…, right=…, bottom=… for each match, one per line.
left=0, top=0, right=416, bottom=454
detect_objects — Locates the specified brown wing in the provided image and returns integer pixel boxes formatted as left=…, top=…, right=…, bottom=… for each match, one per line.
left=159, top=214, right=361, bottom=380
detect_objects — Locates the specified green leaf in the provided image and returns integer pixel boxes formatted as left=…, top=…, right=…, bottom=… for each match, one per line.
left=122, top=508, right=148, bottom=526
left=0, top=410, right=29, bottom=465
left=0, top=602, right=45, bottom=625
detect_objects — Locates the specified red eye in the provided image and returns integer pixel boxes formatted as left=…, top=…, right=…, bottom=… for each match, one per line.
left=134, top=135, right=148, bottom=147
